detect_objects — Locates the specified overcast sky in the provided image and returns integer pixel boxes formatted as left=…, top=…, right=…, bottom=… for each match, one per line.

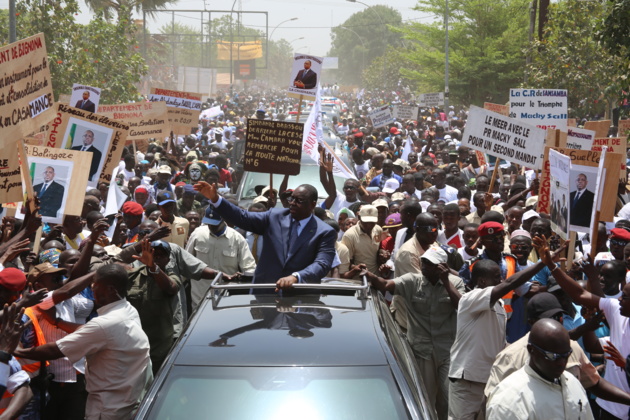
left=1, top=0, right=434, bottom=56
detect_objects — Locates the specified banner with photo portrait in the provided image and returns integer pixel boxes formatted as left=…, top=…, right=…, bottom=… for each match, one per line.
left=548, top=149, right=570, bottom=240
left=15, top=146, right=91, bottom=224
left=46, top=103, right=129, bottom=188
left=0, top=34, right=54, bottom=146
left=70, top=84, right=101, bottom=113
left=288, top=54, right=324, bottom=99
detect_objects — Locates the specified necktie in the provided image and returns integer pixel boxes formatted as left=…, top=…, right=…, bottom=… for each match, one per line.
left=40, top=183, right=48, bottom=196
left=573, top=191, right=581, bottom=208
left=82, top=100, right=86, bottom=108
left=288, top=219, right=299, bottom=253
left=81, top=146, right=87, bottom=151
left=302, top=70, right=308, bottom=81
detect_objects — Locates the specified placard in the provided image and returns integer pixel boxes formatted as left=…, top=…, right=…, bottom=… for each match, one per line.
left=568, top=118, right=577, bottom=127
left=70, top=84, right=101, bottom=113
left=461, top=105, right=547, bottom=169
left=368, top=105, right=395, bottom=129
left=148, top=88, right=201, bottom=134
left=16, top=146, right=91, bottom=223
left=539, top=146, right=621, bottom=224
left=98, top=101, right=168, bottom=141
left=0, top=140, right=23, bottom=204
left=591, top=137, right=626, bottom=179
left=417, top=92, right=444, bottom=108
left=46, top=103, right=129, bottom=187
left=0, top=34, right=54, bottom=145
left=509, top=88, right=568, bottom=131
left=393, top=105, right=419, bottom=121
left=584, top=120, right=611, bottom=138
left=565, top=127, right=595, bottom=151
left=288, top=54, right=324, bottom=99
left=244, top=119, right=303, bottom=175
left=484, top=102, right=509, bottom=116
left=548, top=149, right=570, bottom=240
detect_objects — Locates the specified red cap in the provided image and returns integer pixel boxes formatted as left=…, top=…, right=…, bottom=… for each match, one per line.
left=175, top=182, right=186, bottom=187
left=478, top=221, right=504, bottom=237
left=0, top=268, right=26, bottom=292
left=354, top=132, right=364, bottom=138
left=611, top=228, right=630, bottom=242
left=122, top=201, right=144, bottom=216
left=389, top=127, right=400, bottom=135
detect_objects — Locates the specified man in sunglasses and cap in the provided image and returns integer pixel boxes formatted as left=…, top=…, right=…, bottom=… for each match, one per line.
left=365, top=247, right=464, bottom=420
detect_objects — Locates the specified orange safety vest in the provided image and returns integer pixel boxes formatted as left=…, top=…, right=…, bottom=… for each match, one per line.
left=17, top=308, right=47, bottom=377
left=470, top=256, right=517, bottom=318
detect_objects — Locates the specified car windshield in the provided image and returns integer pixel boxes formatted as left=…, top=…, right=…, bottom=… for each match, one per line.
left=146, top=366, right=413, bottom=419
left=239, top=164, right=350, bottom=200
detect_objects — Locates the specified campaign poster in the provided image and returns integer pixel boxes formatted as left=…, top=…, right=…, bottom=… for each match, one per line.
left=0, top=34, right=54, bottom=145
left=148, top=88, right=201, bottom=135
left=368, top=105, right=395, bottom=129
left=288, top=54, right=324, bottom=99
left=417, top=92, right=445, bottom=108
left=568, top=162, right=598, bottom=233
left=565, top=127, right=595, bottom=151
left=509, top=88, right=568, bottom=132
left=70, top=84, right=101, bottom=113
left=548, top=149, right=570, bottom=240
left=0, top=140, right=23, bottom=204
left=98, top=101, right=169, bottom=141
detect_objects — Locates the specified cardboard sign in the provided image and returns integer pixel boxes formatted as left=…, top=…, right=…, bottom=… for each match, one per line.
left=70, top=84, right=101, bottom=113
left=244, top=119, right=303, bottom=175
left=15, top=146, right=91, bottom=223
left=98, top=101, right=168, bottom=141
left=584, top=120, right=611, bottom=138
left=461, top=106, right=547, bottom=169
left=548, top=149, right=571, bottom=240
left=568, top=118, right=577, bottom=127
left=591, top=137, right=626, bottom=179
left=484, top=102, right=509, bottom=116
left=0, top=34, right=54, bottom=145
left=0, top=140, right=23, bottom=204
left=393, top=105, right=419, bottom=121
left=618, top=119, right=630, bottom=138
left=148, top=88, right=201, bottom=135
left=288, top=54, right=324, bottom=99
left=368, top=105, right=395, bottom=129
left=46, top=103, right=129, bottom=187
left=565, top=127, right=595, bottom=151
left=509, top=89, right=568, bottom=131
left=539, top=146, right=621, bottom=223
left=417, top=92, right=444, bottom=108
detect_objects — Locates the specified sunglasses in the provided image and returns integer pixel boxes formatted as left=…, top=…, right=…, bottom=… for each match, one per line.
left=610, top=239, right=629, bottom=247
left=287, top=196, right=308, bottom=205
left=510, top=244, right=530, bottom=251
left=529, top=342, right=573, bottom=361
left=415, top=225, right=438, bottom=233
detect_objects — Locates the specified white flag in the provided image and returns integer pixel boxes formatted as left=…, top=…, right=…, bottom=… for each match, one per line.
left=302, top=85, right=357, bottom=180
left=104, top=182, right=129, bottom=216
left=401, top=136, right=413, bottom=162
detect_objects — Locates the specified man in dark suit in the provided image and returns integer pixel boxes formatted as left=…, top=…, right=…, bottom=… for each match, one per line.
left=74, top=91, right=96, bottom=113
left=195, top=181, right=336, bottom=292
left=293, top=60, right=318, bottom=90
left=33, top=166, right=65, bottom=217
left=71, top=130, right=102, bottom=181
left=569, top=173, right=595, bottom=227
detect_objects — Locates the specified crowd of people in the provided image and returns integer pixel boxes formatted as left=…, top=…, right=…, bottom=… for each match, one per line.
left=0, top=87, right=629, bottom=419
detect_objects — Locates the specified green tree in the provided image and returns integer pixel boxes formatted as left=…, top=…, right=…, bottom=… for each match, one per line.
left=397, top=0, right=529, bottom=105
left=12, top=0, right=147, bottom=104
left=597, top=0, right=630, bottom=63
left=83, top=0, right=179, bottom=19
left=363, top=49, right=416, bottom=92
left=328, top=6, right=403, bottom=85
left=527, top=0, right=625, bottom=117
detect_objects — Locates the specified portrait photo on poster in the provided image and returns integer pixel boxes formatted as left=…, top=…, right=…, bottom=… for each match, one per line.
left=69, top=84, right=101, bottom=113
left=61, top=117, right=114, bottom=187
left=568, top=165, right=598, bottom=232
left=20, top=158, right=74, bottom=224
left=549, top=181, right=569, bottom=240
left=288, top=54, right=323, bottom=97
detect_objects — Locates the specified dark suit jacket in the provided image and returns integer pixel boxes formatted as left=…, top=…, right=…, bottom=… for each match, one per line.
left=71, top=145, right=102, bottom=181
left=74, top=99, right=96, bottom=113
left=215, top=198, right=336, bottom=286
left=294, top=69, right=317, bottom=90
left=33, top=181, right=64, bottom=217
left=569, top=189, right=594, bottom=227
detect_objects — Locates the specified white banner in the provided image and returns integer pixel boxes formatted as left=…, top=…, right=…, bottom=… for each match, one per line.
left=393, top=105, right=419, bottom=121
left=417, top=92, right=444, bottom=107
left=368, top=105, right=394, bottom=129
left=565, top=127, right=595, bottom=151
left=509, top=88, right=568, bottom=131
left=461, top=106, right=547, bottom=169
left=549, top=149, right=571, bottom=240
left=302, top=86, right=356, bottom=180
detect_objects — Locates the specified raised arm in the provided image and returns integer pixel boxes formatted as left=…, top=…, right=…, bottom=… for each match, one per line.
left=491, top=260, right=546, bottom=305
left=319, top=152, right=337, bottom=210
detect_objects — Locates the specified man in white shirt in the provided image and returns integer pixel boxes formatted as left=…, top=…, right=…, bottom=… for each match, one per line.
left=487, top=319, right=593, bottom=419
left=430, top=168, right=458, bottom=203
left=15, top=265, right=152, bottom=420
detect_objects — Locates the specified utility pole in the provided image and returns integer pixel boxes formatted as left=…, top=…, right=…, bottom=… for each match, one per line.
left=9, top=0, right=16, bottom=43
left=444, top=0, right=449, bottom=110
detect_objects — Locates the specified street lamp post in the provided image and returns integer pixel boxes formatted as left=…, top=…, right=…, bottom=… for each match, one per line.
left=346, top=0, right=386, bottom=87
